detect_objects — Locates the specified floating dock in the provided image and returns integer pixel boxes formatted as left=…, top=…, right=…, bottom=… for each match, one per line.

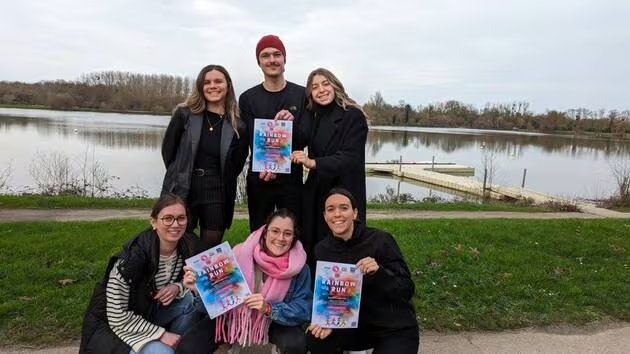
left=364, top=162, right=619, bottom=216
left=366, top=161, right=475, bottom=176
left=366, top=163, right=483, bottom=196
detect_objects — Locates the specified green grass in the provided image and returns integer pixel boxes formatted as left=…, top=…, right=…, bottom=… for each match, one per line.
left=0, top=195, right=156, bottom=209
left=1, top=218, right=630, bottom=346
left=0, top=195, right=548, bottom=212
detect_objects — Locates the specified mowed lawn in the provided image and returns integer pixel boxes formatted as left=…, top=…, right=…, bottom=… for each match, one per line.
left=1, top=218, right=629, bottom=346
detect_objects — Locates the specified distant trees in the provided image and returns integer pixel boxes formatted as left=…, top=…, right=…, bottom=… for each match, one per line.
left=0, top=71, right=193, bottom=113
left=363, top=92, right=630, bottom=137
left=1, top=76, right=629, bottom=137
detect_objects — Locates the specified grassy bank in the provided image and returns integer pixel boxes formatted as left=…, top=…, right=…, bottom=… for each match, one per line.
left=1, top=218, right=629, bottom=346
left=0, top=195, right=549, bottom=212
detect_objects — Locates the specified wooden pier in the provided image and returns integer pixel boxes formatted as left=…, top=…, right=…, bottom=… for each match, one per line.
left=364, top=162, right=624, bottom=217
left=366, top=161, right=475, bottom=176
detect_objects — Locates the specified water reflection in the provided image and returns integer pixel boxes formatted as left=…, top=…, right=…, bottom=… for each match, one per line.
left=1, top=108, right=629, bottom=199
left=368, top=128, right=630, bottom=160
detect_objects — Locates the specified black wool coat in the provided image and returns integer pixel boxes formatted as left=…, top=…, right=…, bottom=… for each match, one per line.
left=299, top=104, right=368, bottom=258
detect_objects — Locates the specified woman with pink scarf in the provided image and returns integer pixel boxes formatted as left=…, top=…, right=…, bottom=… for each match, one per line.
left=184, top=208, right=311, bottom=353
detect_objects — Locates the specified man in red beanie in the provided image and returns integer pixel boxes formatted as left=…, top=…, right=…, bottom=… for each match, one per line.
left=239, top=34, right=307, bottom=232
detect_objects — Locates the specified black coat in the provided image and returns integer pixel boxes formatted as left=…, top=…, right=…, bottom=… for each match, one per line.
left=161, top=106, right=249, bottom=229
left=314, top=222, right=418, bottom=332
left=299, top=104, right=368, bottom=259
left=79, top=229, right=198, bottom=354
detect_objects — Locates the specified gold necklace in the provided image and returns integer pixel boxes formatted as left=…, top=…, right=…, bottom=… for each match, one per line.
left=205, top=111, right=224, bottom=132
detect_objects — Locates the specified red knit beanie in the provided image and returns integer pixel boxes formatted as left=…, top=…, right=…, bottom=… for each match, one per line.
left=255, top=35, right=286, bottom=61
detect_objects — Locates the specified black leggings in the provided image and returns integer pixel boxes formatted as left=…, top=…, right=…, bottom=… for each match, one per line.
left=189, top=203, right=224, bottom=252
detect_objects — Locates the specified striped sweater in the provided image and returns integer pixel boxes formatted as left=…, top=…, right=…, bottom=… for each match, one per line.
left=106, top=252, right=185, bottom=352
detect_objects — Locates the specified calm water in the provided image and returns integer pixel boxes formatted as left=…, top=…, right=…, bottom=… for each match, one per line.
left=1, top=108, right=628, bottom=201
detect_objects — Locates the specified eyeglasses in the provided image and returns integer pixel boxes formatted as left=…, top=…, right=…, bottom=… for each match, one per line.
left=160, top=215, right=187, bottom=226
left=267, top=227, right=294, bottom=239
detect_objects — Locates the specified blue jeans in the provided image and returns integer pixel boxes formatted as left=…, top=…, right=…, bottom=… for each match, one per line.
left=130, top=292, right=199, bottom=354
left=151, top=291, right=198, bottom=334
left=131, top=340, right=174, bottom=354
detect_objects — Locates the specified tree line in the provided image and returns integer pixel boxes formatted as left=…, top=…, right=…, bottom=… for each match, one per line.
left=1, top=71, right=629, bottom=136
left=363, top=92, right=630, bottom=137
left=0, top=71, right=193, bottom=113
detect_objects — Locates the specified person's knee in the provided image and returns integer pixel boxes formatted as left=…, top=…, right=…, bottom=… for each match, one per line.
left=134, top=340, right=174, bottom=354
left=276, top=333, right=306, bottom=354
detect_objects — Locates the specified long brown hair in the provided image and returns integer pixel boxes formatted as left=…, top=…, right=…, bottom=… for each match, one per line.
left=305, top=67, right=368, bottom=118
left=181, top=64, right=240, bottom=137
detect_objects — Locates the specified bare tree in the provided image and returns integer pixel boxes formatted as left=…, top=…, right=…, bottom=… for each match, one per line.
left=78, top=146, right=110, bottom=197
left=479, top=146, right=500, bottom=194
left=235, top=157, right=249, bottom=205
left=29, top=151, right=78, bottom=195
left=0, top=161, right=12, bottom=191
left=609, top=158, right=630, bottom=202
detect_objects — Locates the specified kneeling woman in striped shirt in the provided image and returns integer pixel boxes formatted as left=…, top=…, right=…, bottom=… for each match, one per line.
left=80, top=193, right=206, bottom=354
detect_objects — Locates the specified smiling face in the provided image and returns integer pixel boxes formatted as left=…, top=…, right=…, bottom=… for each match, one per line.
left=324, top=193, right=358, bottom=240
left=310, top=74, right=335, bottom=106
left=257, top=47, right=286, bottom=78
left=263, top=216, right=295, bottom=257
left=150, top=203, right=187, bottom=247
left=202, top=69, right=228, bottom=105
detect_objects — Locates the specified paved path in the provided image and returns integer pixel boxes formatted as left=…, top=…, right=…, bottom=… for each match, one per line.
left=2, top=208, right=629, bottom=223
left=4, top=322, right=630, bottom=353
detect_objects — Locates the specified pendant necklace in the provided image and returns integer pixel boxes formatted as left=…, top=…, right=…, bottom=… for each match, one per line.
left=205, top=111, right=224, bottom=132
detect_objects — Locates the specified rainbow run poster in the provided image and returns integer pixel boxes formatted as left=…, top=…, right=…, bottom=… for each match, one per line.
left=252, top=118, right=293, bottom=174
left=185, top=241, right=251, bottom=319
left=311, top=260, right=363, bottom=328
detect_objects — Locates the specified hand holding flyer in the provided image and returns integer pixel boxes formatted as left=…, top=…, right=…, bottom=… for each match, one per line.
left=185, top=242, right=251, bottom=319
left=252, top=118, right=293, bottom=174
left=311, top=261, right=363, bottom=329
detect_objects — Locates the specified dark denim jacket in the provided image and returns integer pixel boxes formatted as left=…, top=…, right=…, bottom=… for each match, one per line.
left=268, top=264, right=312, bottom=326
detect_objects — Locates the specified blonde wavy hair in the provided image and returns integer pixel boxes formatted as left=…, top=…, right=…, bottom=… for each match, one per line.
left=305, top=68, right=368, bottom=118
left=181, top=64, right=240, bottom=137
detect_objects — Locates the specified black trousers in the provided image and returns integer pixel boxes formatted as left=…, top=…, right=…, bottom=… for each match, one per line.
left=307, top=325, right=419, bottom=354
left=269, top=323, right=307, bottom=354
left=246, top=174, right=302, bottom=232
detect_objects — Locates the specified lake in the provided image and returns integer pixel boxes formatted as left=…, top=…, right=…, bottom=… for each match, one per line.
left=1, top=108, right=628, bottom=201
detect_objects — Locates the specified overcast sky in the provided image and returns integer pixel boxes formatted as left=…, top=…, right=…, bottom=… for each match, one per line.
left=1, top=0, right=628, bottom=112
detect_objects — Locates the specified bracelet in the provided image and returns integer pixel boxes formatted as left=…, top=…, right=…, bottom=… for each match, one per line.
left=264, top=303, right=272, bottom=316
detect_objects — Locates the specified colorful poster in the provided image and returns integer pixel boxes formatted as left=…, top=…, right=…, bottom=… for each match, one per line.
left=185, top=241, right=251, bottom=319
left=311, top=261, right=363, bottom=328
left=252, top=118, right=293, bottom=174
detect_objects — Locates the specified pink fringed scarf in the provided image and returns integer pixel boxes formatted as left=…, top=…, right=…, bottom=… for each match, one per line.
left=215, top=225, right=306, bottom=346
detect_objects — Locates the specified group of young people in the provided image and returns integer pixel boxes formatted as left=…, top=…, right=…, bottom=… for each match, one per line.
left=79, top=35, right=419, bottom=354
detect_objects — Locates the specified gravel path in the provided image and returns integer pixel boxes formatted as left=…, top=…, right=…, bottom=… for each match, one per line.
left=1, top=208, right=624, bottom=223
left=4, top=322, right=630, bottom=353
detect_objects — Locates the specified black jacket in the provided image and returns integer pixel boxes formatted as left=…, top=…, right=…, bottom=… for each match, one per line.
left=300, top=104, right=368, bottom=258
left=79, top=229, right=198, bottom=354
left=161, top=106, right=248, bottom=229
left=238, top=82, right=307, bottom=186
left=314, top=222, right=417, bottom=331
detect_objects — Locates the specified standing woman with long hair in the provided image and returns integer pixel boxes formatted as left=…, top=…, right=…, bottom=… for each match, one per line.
left=291, top=68, right=368, bottom=267
left=161, top=64, right=249, bottom=251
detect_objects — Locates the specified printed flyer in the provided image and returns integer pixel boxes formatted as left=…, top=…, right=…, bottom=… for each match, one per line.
left=252, top=118, right=293, bottom=174
left=311, top=260, right=363, bottom=328
left=185, top=241, right=251, bottom=319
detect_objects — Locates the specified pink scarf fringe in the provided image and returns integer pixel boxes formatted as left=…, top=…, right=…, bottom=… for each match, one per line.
left=215, top=225, right=306, bottom=346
